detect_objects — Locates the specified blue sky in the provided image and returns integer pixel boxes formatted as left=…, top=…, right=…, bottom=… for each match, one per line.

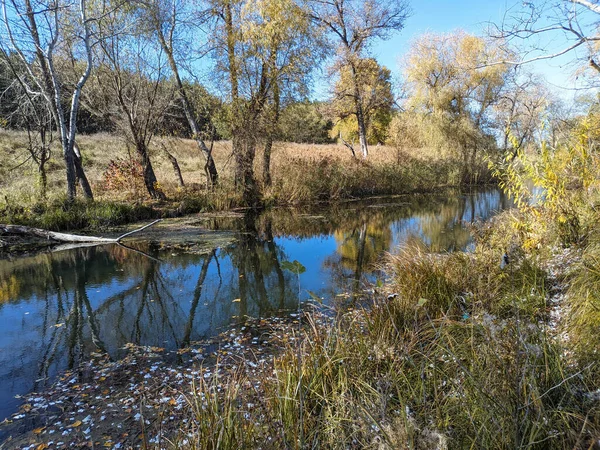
left=314, top=0, right=595, bottom=103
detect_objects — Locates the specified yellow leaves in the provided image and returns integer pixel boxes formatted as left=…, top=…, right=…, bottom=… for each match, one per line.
left=240, top=0, right=309, bottom=49
left=70, top=420, right=82, bottom=428
left=33, top=427, right=46, bottom=434
left=405, top=31, right=510, bottom=115
left=36, top=444, right=49, bottom=450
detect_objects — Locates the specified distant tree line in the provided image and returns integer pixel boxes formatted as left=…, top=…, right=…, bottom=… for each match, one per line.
left=1, top=0, right=596, bottom=205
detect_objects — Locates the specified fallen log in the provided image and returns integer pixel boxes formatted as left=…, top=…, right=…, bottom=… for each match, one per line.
left=0, top=219, right=162, bottom=244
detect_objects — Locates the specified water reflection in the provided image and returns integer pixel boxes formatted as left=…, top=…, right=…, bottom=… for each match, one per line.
left=0, top=188, right=511, bottom=424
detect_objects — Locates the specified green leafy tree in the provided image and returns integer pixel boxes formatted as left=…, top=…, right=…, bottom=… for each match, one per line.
left=277, top=101, right=333, bottom=144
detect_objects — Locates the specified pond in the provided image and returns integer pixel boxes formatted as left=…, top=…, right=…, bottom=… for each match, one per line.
left=0, top=188, right=513, bottom=427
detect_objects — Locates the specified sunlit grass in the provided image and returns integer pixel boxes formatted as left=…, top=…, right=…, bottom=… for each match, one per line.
left=0, top=129, right=492, bottom=230
left=169, top=222, right=599, bottom=449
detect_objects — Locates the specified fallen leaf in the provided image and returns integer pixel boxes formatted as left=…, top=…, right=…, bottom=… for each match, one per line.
left=33, top=427, right=46, bottom=434
left=232, top=298, right=241, bottom=303
left=36, top=444, right=49, bottom=450
left=71, top=420, right=82, bottom=428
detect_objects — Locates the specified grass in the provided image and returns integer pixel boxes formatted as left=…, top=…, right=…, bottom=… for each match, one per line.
left=165, top=211, right=599, bottom=449
left=0, top=129, right=491, bottom=230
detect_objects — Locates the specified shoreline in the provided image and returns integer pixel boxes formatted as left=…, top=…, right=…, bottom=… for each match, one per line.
left=1, top=241, right=583, bottom=448
left=0, top=312, right=329, bottom=448
left=0, top=185, right=498, bottom=257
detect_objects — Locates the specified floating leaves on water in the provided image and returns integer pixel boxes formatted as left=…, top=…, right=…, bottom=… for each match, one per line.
left=281, top=260, right=306, bottom=275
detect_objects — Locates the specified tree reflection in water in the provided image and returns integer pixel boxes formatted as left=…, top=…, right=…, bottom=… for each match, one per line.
left=0, top=188, right=512, bottom=423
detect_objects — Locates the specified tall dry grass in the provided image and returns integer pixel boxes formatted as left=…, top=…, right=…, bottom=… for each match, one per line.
left=170, top=222, right=599, bottom=449
left=0, top=129, right=490, bottom=230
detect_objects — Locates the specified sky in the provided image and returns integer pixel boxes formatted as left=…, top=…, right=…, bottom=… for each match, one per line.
left=314, top=0, right=597, bottom=103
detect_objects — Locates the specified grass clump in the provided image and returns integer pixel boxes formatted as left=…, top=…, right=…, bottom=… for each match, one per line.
left=172, top=223, right=597, bottom=449
left=0, top=197, right=154, bottom=231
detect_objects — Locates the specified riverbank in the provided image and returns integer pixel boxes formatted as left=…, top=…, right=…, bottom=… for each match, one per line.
left=2, top=208, right=598, bottom=449
left=0, top=130, right=492, bottom=233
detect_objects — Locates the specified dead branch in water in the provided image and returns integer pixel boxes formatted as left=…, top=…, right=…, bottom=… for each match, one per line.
left=0, top=219, right=162, bottom=244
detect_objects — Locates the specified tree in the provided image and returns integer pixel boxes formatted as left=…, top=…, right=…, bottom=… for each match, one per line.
left=330, top=58, right=394, bottom=148
left=0, top=49, right=54, bottom=196
left=0, top=0, right=107, bottom=201
left=212, top=0, right=320, bottom=203
left=403, top=31, right=511, bottom=181
left=277, top=101, right=333, bottom=144
left=143, top=0, right=220, bottom=188
left=491, top=0, right=600, bottom=81
left=240, top=0, right=323, bottom=186
left=309, top=0, right=410, bottom=158
left=494, top=72, right=550, bottom=156
left=93, top=8, right=171, bottom=200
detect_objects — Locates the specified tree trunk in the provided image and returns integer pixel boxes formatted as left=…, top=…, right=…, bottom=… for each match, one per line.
left=39, top=159, right=47, bottom=198
left=156, top=30, right=218, bottom=187
left=136, top=141, right=165, bottom=200
left=350, top=64, right=369, bottom=159
left=163, top=145, right=185, bottom=187
left=263, top=53, right=280, bottom=187
left=235, top=135, right=260, bottom=207
left=64, top=140, right=78, bottom=201
left=262, top=137, right=273, bottom=187
left=73, top=142, right=93, bottom=200
left=263, top=81, right=280, bottom=187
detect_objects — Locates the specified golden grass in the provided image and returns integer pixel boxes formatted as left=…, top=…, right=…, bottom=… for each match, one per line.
left=0, top=129, right=454, bottom=202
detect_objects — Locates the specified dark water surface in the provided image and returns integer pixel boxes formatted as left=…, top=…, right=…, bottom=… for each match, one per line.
left=0, top=189, right=512, bottom=424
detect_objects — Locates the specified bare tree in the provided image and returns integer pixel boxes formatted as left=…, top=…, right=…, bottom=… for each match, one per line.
left=0, top=48, right=53, bottom=196
left=143, top=0, right=219, bottom=188
left=494, top=72, right=550, bottom=156
left=308, top=0, right=410, bottom=159
left=0, top=0, right=108, bottom=201
left=490, top=0, right=600, bottom=80
left=92, top=9, right=171, bottom=200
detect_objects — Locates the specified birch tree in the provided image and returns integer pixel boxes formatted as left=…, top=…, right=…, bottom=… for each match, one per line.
left=0, top=0, right=107, bottom=201
left=308, top=0, right=410, bottom=159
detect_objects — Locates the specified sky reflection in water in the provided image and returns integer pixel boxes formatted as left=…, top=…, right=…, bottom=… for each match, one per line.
left=0, top=189, right=512, bottom=422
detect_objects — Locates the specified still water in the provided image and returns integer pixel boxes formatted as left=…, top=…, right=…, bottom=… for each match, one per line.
left=0, top=189, right=512, bottom=423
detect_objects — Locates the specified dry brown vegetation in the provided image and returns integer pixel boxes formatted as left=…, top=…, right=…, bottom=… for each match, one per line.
left=0, top=129, right=486, bottom=230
